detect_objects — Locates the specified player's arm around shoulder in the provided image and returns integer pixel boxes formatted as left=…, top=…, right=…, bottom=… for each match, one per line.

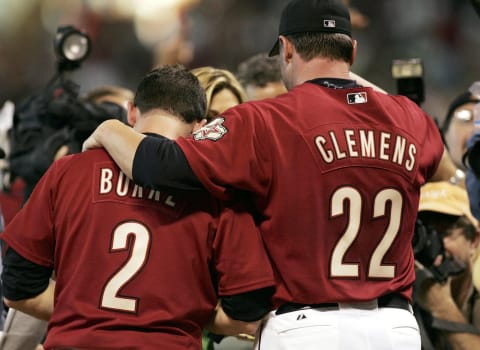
left=82, top=119, right=144, bottom=179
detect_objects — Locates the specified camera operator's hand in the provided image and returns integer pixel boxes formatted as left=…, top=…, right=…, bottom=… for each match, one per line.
left=415, top=261, right=480, bottom=350
left=416, top=273, right=456, bottom=317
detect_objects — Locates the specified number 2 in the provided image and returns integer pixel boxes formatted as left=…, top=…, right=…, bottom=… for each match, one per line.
left=330, top=187, right=402, bottom=279
left=100, top=221, right=151, bottom=313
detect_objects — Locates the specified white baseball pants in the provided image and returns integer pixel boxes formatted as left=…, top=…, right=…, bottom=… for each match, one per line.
left=254, top=300, right=420, bottom=350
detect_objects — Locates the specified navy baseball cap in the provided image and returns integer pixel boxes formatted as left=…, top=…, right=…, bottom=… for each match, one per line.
left=269, top=0, right=352, bottom=56
left=441, top=91, right=480, bottom=133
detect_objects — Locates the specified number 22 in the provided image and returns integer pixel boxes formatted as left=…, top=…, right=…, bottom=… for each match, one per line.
left=330, top=187, right=402, bottom=279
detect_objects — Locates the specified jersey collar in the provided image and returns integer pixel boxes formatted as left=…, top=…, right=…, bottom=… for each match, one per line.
left=307, top=78, right=360, bottom=89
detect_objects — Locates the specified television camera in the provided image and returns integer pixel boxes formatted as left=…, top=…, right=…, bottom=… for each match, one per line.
left=8, top=25, right=127, bottom=200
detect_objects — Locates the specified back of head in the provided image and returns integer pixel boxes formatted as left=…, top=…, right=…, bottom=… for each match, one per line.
left=82, top=85, right=134, bottom=126
left=134, top=65, right=207, bottom=123
left=190, top=66, right=248, bottom=108
left=236, top=53, right=283, bottom=88
left=84, top=85, right=134, bottom=107
left=269, top=0, right=354, bottom=63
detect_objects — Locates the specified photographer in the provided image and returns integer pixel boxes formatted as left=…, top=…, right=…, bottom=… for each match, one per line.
left=441, top=87, right=480, bottom=174
left=8, top=83, right=129, bottom=201
left=0, top=26, right=131, bottom=350
left=414, top=181, right=480, bottom=350
left=6, top=26, right=129, bottom=202
left=464, top=132, right=480, bottom=222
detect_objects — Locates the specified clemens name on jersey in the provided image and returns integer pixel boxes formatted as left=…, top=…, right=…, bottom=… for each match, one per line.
left=314, top=127, right=417, bottom=175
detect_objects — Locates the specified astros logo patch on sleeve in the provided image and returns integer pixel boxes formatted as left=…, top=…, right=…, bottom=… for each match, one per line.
left=193, top=117, right=228, bottom=141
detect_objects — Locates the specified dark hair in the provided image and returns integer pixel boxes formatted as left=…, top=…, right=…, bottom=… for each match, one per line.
left=418, top=211, right=477, bottom=242
left=236, top=53, right=283, bottom=88
left=285, top=32, right=353, bottom=63
left=134, top=65, right=207, bottom=123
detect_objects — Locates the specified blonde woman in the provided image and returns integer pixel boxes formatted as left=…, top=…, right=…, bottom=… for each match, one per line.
left=191, top=66, right=247, bottom=121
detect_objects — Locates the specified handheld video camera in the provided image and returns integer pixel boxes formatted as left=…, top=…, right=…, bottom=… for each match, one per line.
left=413, top=219, right=465, bottom=284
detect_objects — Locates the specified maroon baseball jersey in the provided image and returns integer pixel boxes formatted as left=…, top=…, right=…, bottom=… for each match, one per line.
left=176, top=82, right=444, bottom=307
left=1, top=149, right=274, bottom=350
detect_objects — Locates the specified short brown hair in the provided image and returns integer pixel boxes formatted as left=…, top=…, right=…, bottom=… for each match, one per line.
left=285, top=32, right=353, bottom=63
left=134, top=65, right=207, bottom=123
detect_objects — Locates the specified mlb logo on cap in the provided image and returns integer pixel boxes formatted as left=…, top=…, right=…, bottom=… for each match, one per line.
left=324, top=20, right=336, bottom=28
left=268, top=0, right=352, bottom=56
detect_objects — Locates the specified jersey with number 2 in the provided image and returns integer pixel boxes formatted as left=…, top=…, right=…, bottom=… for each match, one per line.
left=1, top=148, right=274, bottom=350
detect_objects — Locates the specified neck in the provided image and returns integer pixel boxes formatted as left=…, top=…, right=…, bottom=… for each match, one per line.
left=134, top=110, right=192, bottom=139
left=291, top=55, right=352, bottom=87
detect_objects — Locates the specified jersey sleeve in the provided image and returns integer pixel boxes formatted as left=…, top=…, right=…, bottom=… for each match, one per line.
left=2, top=247, right=53, bottom=300
left=132, top=135, right=204, bottom=191
left=213, top=200, right=275, bottom=296
left=176, top=104, right=270, bottom=200
left=0, top=159, right=63, bottom=267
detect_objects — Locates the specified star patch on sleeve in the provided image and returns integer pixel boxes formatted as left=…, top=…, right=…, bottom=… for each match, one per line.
left=193, top=117, right=228, bottom=141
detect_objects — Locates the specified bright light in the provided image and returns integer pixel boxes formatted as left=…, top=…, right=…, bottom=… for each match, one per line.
left=85, top=0, right=135, bottom=20
left=134, top=6, right=181, bottom=48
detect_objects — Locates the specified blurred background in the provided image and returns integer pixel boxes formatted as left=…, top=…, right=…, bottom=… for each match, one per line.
left=1, top=0, right=480, bottom=122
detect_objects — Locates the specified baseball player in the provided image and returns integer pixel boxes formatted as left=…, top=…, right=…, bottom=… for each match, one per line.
left=1, top=66, right=275, bottom=350
left=83, top=0, right=450, bottom=349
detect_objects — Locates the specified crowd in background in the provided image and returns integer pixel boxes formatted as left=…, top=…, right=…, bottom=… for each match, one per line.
left=1, top=0, right=480, bottom=122
left=1, top=1, right=480, bottom=350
